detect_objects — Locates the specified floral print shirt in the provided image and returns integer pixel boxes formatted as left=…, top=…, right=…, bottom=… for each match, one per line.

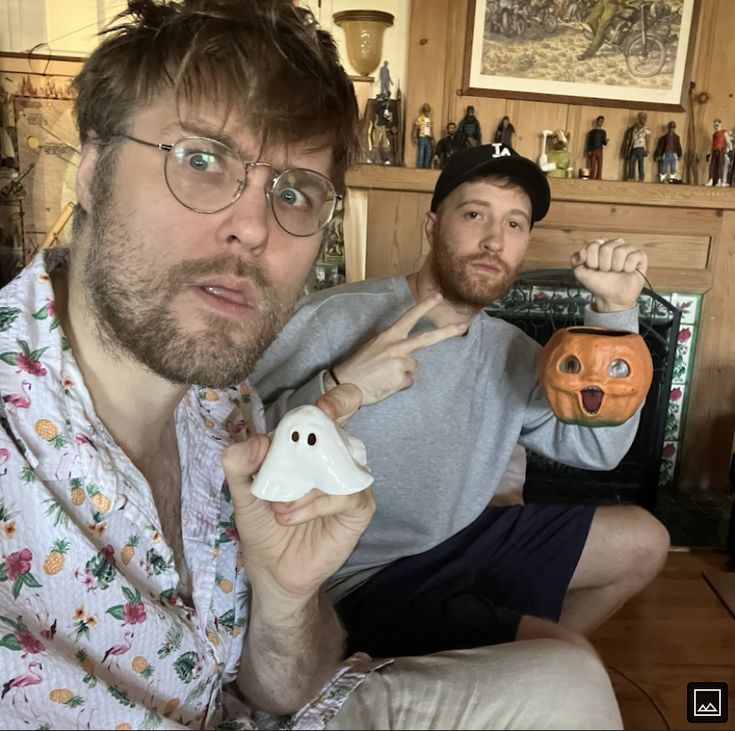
left=0, top=251, right=387, bottom=730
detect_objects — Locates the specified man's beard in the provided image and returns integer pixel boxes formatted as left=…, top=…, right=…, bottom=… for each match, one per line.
left=81, top=161, right=293, bottom=388
left=430, top=229, right=519, bottom=308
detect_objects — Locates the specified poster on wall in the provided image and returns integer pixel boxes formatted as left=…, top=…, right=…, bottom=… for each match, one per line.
left=463, top=0, right=700, bottom=110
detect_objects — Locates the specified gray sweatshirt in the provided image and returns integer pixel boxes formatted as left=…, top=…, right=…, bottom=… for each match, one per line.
left=252, top=276, right=640, bottom=596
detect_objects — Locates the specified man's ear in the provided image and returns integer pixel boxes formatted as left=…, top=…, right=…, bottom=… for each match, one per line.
left=423, top=211, right=438, bottom=249
left=75, top=141, right=100, bottom=213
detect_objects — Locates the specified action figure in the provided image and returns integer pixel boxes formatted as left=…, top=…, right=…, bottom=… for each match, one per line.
left=458, top=105, right=482, bottom=147
left=413, top=102, right=433, bottom=169
left=622, top=111, right=651, bottom=182
left=493, top=115, right=515, bottom=148
left=432, top=122, right=464, bottom=169
left=378, top=60, right=393, bottom=98
left=545, top=129, right=574, bottom=178
left=705, top=118, right=734, bottom=187
left=654, top=120, right=682, bottom=183
left=585, top=115, right=608, bottom=180
left=368, top=92, right=395, bottom=165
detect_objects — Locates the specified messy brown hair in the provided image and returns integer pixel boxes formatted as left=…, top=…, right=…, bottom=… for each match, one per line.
left=72, top=0, right=360, bottom=189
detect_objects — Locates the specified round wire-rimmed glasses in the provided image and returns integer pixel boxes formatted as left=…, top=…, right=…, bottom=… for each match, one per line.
left=115, top=133, right=342, bottom=237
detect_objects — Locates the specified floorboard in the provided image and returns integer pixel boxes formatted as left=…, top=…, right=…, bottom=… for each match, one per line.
left=590, top=549, right=735, bottom=730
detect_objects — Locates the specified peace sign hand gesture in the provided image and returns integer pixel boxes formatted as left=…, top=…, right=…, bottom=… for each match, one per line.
left=329, top=293, right=467, bottom=405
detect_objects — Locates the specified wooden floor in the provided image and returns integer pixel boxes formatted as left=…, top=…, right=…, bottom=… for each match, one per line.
left=590, top=550, right=735, bottom=730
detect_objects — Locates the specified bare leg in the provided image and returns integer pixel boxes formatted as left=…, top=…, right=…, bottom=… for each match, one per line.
left=515, top=613, right=596, bottom=654
left=560, top=505, right=669, bottom=633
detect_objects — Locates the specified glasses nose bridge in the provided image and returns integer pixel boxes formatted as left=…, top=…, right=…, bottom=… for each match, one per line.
left=239, top=160, right=279, bottom=200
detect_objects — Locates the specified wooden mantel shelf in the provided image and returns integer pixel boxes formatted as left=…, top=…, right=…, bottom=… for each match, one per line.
left=346, top=164, right=735, bottom=211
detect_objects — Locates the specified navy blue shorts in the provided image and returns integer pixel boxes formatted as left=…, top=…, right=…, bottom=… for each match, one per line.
left=335, top=504, right=595, bottom=658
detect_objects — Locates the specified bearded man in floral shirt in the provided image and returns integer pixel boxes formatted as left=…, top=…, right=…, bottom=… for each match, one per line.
left=0, top=1, right=624, bottom=729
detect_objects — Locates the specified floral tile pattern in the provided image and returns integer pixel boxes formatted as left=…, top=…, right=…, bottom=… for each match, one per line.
left=670, top=293, right=700, bottom=325
left=665, top=384, right=685, bottom=441
left=659, top=440, right=678, bottom=489
left=658, top=292, right=702, bottom=489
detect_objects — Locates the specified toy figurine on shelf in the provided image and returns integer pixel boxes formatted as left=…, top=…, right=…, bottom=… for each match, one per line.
left=458, top=105, right=482, bottom=147
left=413, top=102, right=433, bottom=168
left=622, top=111, right=651, bottom=182
left=538, top=129, right=555, bottom=172
left=654, top=121, right=683, bottom=183
left=704, top=118, right=734, bottom=187
left=378, top=60, right=393, bottom=98
left=539, top=129, right=573, bottom=178
left=432, top=122, right=464, bottom=169
left=493, top=115, right=515, bottom=148
left=585, top=115, right=608, bottom=180
left=367, top=92, right=395, bottom=165
left=546, top=129, right=574, bottom=178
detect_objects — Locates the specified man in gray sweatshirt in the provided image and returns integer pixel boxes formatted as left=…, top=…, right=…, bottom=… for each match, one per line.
left=252, top=143, right=670, bottom=658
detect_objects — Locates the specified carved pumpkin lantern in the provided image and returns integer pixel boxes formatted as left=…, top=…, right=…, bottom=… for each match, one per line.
left=538, top=326, right=653, bottom=427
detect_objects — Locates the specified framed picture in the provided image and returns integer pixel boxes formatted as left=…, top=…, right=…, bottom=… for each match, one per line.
left=463, top=0, right=700, bottom=111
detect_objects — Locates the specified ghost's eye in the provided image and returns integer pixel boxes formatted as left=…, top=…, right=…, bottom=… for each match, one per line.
left=307, top=433, right=317, bottom=446
left=291, top=431, right=299, bottom=442
left=559, top=356, right=581, bottom=374
left=608, top=359, right=630, bottom=377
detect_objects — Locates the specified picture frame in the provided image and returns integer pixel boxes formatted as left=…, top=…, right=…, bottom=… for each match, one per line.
left=462, top=0, right=701, bottom=111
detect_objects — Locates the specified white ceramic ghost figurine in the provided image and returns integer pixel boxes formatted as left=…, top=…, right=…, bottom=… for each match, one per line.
left=250, top=405, right=374, bottom=502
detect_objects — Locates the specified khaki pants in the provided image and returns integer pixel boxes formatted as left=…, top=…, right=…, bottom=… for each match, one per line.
left=327, top=639, right=622, bottom=730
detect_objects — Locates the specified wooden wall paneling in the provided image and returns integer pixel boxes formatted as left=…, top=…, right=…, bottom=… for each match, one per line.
left=440, top=0, right=468, bottom=135
left=343, top=188, right=368, bottom=283
left=528, top=231, right=711, bottom=272
left=545, top=199, right=720, bottom=237
left=403, top=0, right=451, bottom=169
left=364, top=189, right=432, bottom=278
left=678, top=209, right=735, bottom=491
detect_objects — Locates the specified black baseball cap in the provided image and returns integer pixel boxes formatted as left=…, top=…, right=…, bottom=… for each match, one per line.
left=430, top=143, right=551, bottom=224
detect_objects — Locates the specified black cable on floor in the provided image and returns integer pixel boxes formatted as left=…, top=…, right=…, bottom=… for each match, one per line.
left=606, top=664, right=672, bottom=730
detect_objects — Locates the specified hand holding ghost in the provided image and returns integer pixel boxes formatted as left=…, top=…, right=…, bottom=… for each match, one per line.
left=227, top=385, right=375, bottom=713
left=222, top=384, right=375, bottom=602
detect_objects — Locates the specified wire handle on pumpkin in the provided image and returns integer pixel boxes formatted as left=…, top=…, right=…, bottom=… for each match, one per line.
left=591, top=238, right=656, bottom=296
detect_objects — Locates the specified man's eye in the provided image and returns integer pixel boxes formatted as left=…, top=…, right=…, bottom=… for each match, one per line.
left=185, top=151, right=223, bottom=173
left=278, top=186, right=310, bottom=208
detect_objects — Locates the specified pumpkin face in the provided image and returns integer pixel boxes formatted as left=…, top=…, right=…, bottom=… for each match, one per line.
left=538, top=326, right=653, bottom=427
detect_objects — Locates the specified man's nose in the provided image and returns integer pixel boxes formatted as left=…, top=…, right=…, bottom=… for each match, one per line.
left=480, top=222, right=504, bottom=252
left=215, top=169, right=271, bottom=256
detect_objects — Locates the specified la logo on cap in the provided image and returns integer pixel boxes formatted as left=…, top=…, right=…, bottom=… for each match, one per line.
left=490, top=143, right=512, bottom=158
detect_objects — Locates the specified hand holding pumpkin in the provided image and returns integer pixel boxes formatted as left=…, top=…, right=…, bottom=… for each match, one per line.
left=570, top=238, right=647, bottom=312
